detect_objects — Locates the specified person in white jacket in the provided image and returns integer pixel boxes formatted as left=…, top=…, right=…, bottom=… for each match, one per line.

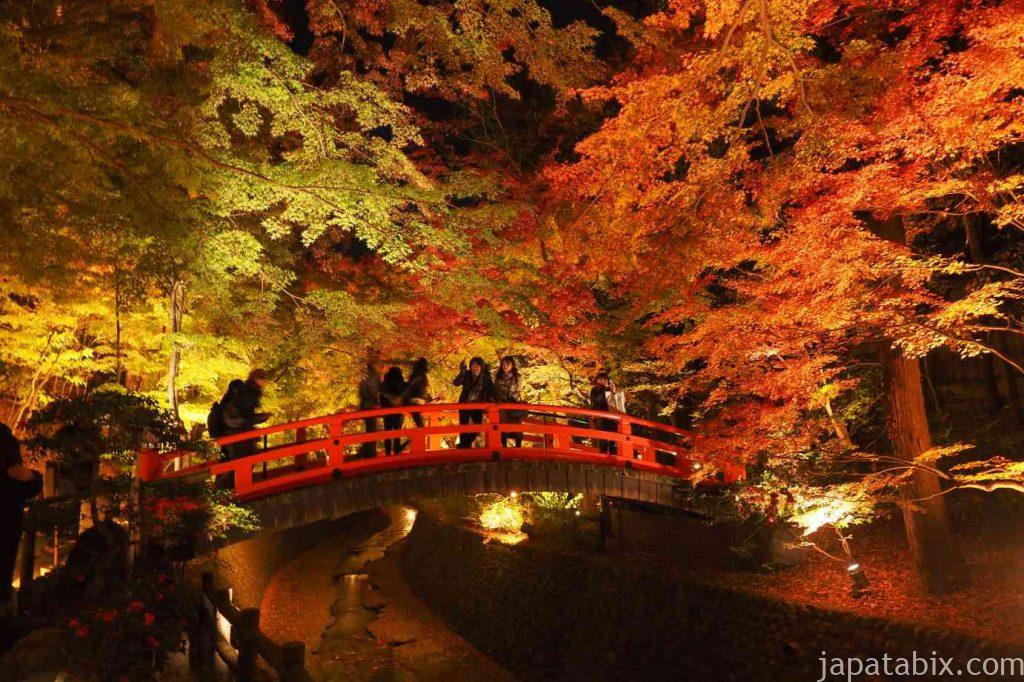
left=590, top=372, right=625, bottom=454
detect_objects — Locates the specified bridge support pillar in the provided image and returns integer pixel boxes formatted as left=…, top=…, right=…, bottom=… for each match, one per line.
left=598, top=497, right=611, bottom=552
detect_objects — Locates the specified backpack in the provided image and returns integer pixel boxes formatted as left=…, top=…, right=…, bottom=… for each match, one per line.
left=207, top=401, right=225, bottom=438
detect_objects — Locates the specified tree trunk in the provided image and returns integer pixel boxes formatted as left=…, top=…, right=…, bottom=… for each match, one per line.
left=882, top=344, right=968, bottom=593
left=114, top=260, right=123, bottom=381
left=167, top=280, right=185, bottom=421
left=823, top=396, right=854, bottom=450
left=874, top=215, right=967, bottom=593
left=965, top=219, right=1007, bottom=413
left=12, top=330, right=56, bottom=429
left=990, top=327, right=1024, bottom=426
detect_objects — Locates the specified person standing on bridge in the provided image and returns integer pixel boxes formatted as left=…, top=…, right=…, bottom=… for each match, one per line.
left=453, top=357, right=497, bottom=448
left=357, top=361, right=382, bottom=459
left=380, top=366, right=407, bottom=456
left=403, top=357, right=434, bottom=429
left=495, top=356, right=525, bottom=448
left=214, top=379, right=244, bottom=460
left=223, top=370, right=271, bottom=458
left=590, top=372, right=625, bottom=455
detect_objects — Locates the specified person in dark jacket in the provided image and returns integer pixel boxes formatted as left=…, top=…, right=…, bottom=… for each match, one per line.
left=495, top=356, right=524, bottom=448
left=236, top=369, right=270, bottom=427
left=453, top=357, right=496, bottom=448
left=590, top=372, right=620, bottom=455
left=357, top=362, right=382, bottom=459
left=403, top=358, right=433, bottom=429
left=1, top=424, right=42, bottom=608
left=216, top=379, right=245, bottom=460
left=380, top=366, right=407, bottom=455
left=223, top=370, right=271, bottom=458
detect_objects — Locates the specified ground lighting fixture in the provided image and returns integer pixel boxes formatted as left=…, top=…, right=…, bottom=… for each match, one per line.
left=847, top=562, right=870, bottom=597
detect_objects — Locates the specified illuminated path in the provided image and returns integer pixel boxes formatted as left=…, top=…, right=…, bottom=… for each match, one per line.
left=140, top=403, right=744, bottom=539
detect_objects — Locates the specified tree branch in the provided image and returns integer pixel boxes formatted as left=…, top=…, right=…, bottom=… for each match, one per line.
left=0, top=94, right=445, bottom=210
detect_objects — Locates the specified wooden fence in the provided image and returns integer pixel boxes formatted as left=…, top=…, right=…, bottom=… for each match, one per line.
left=189, top=571, right=311, bottom=681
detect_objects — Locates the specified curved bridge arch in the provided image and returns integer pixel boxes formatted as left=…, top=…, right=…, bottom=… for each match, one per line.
left=140, top=403, right=743, bottom=540
left=245, top=460, right=695, bottom=537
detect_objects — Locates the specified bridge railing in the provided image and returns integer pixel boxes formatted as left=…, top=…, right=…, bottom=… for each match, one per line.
left=139, top=403, right=744, bottom=499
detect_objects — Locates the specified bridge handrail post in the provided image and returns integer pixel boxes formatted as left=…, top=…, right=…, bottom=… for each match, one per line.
left=326, top=417, right=345, bottom=469
left=233, top=461, right=253, bottom=495
left=137, top=448, right=163, bottom=482
left=294, top=427, right=308, bottom=468
left=409, top=410, right=427, bottom=455
left=484, top=404, right=502, bottom=451
left=617, top=416, right=634, bottom=460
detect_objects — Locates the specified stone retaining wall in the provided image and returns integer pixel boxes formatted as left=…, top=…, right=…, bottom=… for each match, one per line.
left=216, top=509, right=385, bottom=608
left=402, top=514, right=1023, bottom=681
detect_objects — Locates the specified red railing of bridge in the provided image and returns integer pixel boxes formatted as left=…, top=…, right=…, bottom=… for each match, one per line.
left=138, top=403, right=744, bottom=500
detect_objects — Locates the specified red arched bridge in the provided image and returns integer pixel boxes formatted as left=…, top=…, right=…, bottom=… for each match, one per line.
left=139, top=403, right=744, bottom=536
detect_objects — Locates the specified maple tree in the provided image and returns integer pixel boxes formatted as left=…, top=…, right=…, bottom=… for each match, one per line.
left=3, top=0, right=1024, bottom=600
left=547, top=0, right=1024, bottom=592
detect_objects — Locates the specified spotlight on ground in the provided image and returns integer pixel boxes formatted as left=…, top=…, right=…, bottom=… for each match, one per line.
left=847, top=562, right=869, bottom=597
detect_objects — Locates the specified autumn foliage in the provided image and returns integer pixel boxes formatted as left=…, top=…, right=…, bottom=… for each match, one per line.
left=3, top=0, right=1024, bottom=594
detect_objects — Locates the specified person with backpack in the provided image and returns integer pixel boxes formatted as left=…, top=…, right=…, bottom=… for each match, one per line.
left=209, top=380, right=244, bottom=460
left=208, top=383, right=240, bottom=438
left=218, top=371, right=271, bottom=459
left=453, top=357, right=497, bottom=448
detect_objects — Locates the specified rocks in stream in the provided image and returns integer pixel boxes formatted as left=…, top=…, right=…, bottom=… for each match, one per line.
left=361, top=582, right=388, bottom=611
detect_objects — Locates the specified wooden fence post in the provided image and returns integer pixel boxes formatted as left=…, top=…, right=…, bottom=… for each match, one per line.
left=18, top=514, right=36, bottom=593
left=43, top=462, right=57, bottom=498
left=233, top=607, right=260, bottom=681
left=279, top=641, right=308, bottom=681
left=189, top=572, right=217, bottom=678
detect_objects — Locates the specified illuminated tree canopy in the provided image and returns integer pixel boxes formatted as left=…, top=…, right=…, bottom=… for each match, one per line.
left=3, top=0, right=1024, bottom=591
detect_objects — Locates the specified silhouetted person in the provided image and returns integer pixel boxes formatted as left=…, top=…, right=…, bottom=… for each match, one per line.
left=358, top=362, right=382, bottom=459
left=453, top=357, right=496, bottom=448
left=223, top=370, right=271, bottom=458
left=590, top=372, right=624, bottom=454
left=0, top=424, right=42, bottom=609
left=380, top=366, right=407, bottom=456
left=403, top=358, right=434, bottom=429
left=495, top=356, right=525, bottom=448
left=215, top=379, right=245, bottom=460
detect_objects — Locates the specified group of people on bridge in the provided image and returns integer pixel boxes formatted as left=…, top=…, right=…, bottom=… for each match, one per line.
left=357, top=355, right=525, bottom=456
left=210, top=357, right=628, bottom=460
